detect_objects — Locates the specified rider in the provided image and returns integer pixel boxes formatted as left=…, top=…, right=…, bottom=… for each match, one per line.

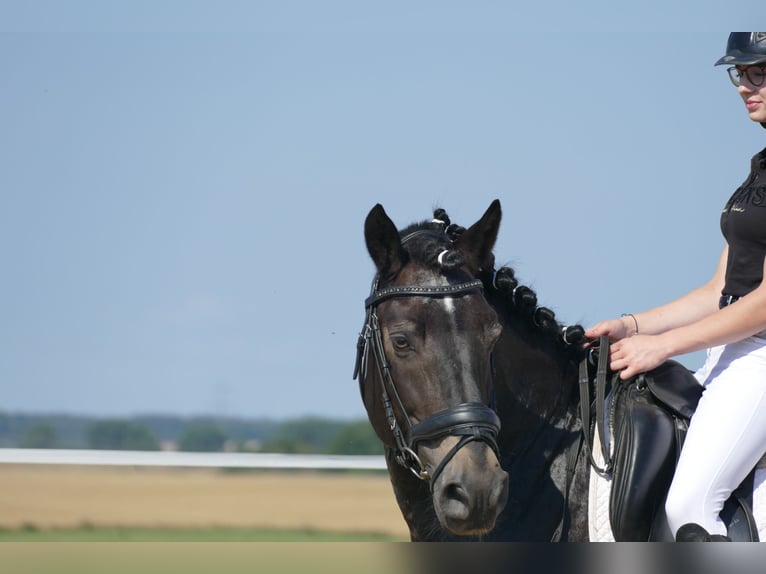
left=586, top=32, right=766, bottom=542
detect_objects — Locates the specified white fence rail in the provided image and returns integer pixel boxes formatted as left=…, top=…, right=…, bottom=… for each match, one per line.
left=0, top=448, right=387, bottom=470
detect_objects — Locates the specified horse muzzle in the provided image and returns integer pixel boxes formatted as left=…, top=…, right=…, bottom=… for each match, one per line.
left=409, top=402, right=508, bottom=536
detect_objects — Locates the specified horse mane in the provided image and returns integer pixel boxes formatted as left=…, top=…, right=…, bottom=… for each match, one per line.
left=431, top=207, right=588, bottom=364
left=396, top=213, right=467, bottom=273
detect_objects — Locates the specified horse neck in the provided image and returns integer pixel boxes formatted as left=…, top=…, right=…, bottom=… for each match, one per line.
left=489, top=298, right=580, bottom=449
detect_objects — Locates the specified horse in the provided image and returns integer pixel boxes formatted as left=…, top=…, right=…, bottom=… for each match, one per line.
left=356, top=199, right=765, bottom=541
left=354, top=200, right=509, bottom=537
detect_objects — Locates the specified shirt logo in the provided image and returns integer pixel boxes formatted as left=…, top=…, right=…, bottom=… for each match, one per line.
left=729, top=185, right=766, bottom=210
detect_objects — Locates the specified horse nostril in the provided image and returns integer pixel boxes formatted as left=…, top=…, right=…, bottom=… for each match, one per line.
left=440, top=482, right=471, bottom=518
left=445, top=482, right=468, bottom=502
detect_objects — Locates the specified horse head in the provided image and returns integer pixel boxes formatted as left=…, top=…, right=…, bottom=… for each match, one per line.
left=356, top=200, right=509, bottom=536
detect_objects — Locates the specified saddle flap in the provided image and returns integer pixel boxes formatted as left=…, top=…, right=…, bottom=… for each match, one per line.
left=643, top=360, right=703, bottom=420
left=609, top=383, right=678, bottom=541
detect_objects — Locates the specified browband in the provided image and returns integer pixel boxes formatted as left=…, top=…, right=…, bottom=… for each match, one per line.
left=365, top=278, right=484, bottom=308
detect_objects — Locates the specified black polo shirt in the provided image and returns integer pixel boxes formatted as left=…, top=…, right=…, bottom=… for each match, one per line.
left=720, top=146, right=766, bottom=296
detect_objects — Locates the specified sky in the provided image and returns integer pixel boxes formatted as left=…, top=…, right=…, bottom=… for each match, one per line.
left=1, top=3, right=765, bottom=420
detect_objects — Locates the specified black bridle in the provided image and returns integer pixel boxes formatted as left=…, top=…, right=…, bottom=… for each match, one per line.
left=353, top=271, right=501, bottom=490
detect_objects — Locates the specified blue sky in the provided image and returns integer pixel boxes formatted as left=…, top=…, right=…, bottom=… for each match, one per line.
left=1, top=4, right=764, bottom=419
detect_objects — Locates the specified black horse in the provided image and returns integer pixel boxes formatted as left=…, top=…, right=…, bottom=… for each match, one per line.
left=355, top=200, right=509, bottom=537
left=356, top=199, right=594, bottom=540
left=357, top=199, right=761, bottom=542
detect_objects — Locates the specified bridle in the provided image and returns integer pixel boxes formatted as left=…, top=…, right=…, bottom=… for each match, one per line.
left=354, top=276, right=501, bottom=488
left=353, top=235, right=501, bottom=489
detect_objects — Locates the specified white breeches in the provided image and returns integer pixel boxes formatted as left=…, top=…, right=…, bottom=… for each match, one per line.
left=665, top=334, right=766, bottom=537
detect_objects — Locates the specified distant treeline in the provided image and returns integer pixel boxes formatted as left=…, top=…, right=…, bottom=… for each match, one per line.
left=0, top=412, right=382, bottom=455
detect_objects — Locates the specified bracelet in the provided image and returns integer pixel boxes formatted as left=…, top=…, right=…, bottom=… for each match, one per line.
left=621, top=313, right=639, bottom=336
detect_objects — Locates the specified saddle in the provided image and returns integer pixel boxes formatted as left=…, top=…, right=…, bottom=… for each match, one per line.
left=580, top=337, right=760, bottom=542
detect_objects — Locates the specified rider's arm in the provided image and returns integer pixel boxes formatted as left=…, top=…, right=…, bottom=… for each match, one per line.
left=628, top=245, right=728, bottom=337
left=658, top=252, right=766, bottom=356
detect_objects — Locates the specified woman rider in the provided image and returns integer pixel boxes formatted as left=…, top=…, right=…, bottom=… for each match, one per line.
left=586, top=32, right=766, bottom=542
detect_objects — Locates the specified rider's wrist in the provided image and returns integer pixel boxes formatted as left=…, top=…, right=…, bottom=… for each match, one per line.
left=620, top=313, right=639, bottom=336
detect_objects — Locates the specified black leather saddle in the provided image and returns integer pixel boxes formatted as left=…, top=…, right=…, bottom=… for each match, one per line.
left=581, top=340, right=761, bottom=542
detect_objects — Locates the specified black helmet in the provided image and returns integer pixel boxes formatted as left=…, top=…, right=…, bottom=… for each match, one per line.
left=715, top=32, right=766, bottom=66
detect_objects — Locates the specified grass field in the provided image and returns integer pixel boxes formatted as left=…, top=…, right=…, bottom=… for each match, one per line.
left=0, top=464, right=409, bottom=541
left=0, top=526, right=401, bottom=541
left=2, top=543, right=413, bottom=574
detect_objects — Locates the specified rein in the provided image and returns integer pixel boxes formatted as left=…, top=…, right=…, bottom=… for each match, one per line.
left=578, top=336, right=613, bottom=476
left=354, top=255, right=501, bottom=489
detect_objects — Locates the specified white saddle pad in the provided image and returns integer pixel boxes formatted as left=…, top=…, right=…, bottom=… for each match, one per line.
left=587, top=431, right=766, bottom=541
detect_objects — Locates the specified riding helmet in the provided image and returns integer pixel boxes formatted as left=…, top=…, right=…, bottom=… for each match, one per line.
left=715, top=32, right=766, bottom=66
left=716, top=33, right=766, bottom=129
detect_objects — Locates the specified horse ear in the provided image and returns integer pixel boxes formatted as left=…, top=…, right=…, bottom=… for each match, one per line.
left=455, top=199, right=501, bottom=274
left=365, top=204, right=405, bottom=279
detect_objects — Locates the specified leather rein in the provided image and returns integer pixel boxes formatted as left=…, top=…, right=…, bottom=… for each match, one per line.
left=354, top=260, right=501, bottom=489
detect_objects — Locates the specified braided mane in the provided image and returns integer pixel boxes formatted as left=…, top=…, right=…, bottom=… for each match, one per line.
left=396, top=213, right=467, bottom=273
left=429, top=207, right=587, bottom=362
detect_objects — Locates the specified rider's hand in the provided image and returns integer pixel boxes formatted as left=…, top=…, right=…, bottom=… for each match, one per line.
left=609, top=334, right=670, bottom=380
left=585, top=317, right=632, bottom=342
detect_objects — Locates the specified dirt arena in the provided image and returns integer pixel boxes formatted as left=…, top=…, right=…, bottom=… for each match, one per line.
left=0, top=465, right=409, bottom=537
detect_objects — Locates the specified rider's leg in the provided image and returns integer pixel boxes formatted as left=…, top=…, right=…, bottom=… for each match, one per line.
left=665, top=334, right=766, bottom=537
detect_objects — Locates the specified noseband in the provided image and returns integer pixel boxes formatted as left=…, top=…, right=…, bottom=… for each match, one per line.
left=354, top=272, right=501, bottom=489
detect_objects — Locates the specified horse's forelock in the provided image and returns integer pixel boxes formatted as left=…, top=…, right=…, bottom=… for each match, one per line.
left=398, top=219, right=466, bottom=273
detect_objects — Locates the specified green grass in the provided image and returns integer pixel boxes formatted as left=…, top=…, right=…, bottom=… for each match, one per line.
left=0, top=526, right=405, bottom=542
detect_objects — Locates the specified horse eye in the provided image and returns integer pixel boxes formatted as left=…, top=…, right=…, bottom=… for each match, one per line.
left=391, top=334, right=411, bottom=350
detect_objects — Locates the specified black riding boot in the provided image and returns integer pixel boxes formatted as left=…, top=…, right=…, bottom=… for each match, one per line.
left=675, top=523, right=732, bottom=542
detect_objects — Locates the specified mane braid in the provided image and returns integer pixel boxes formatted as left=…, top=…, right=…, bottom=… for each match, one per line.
left=398, top=218, right=465, bottom=272
left=435, top=207, right=587, bottom=359
left=488, top=266, right=587, bottom=361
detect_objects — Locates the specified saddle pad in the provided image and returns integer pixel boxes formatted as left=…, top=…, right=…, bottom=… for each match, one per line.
left=587, top=431, right=616, bottom=542
left=588, top=430, right=766, bottom=541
